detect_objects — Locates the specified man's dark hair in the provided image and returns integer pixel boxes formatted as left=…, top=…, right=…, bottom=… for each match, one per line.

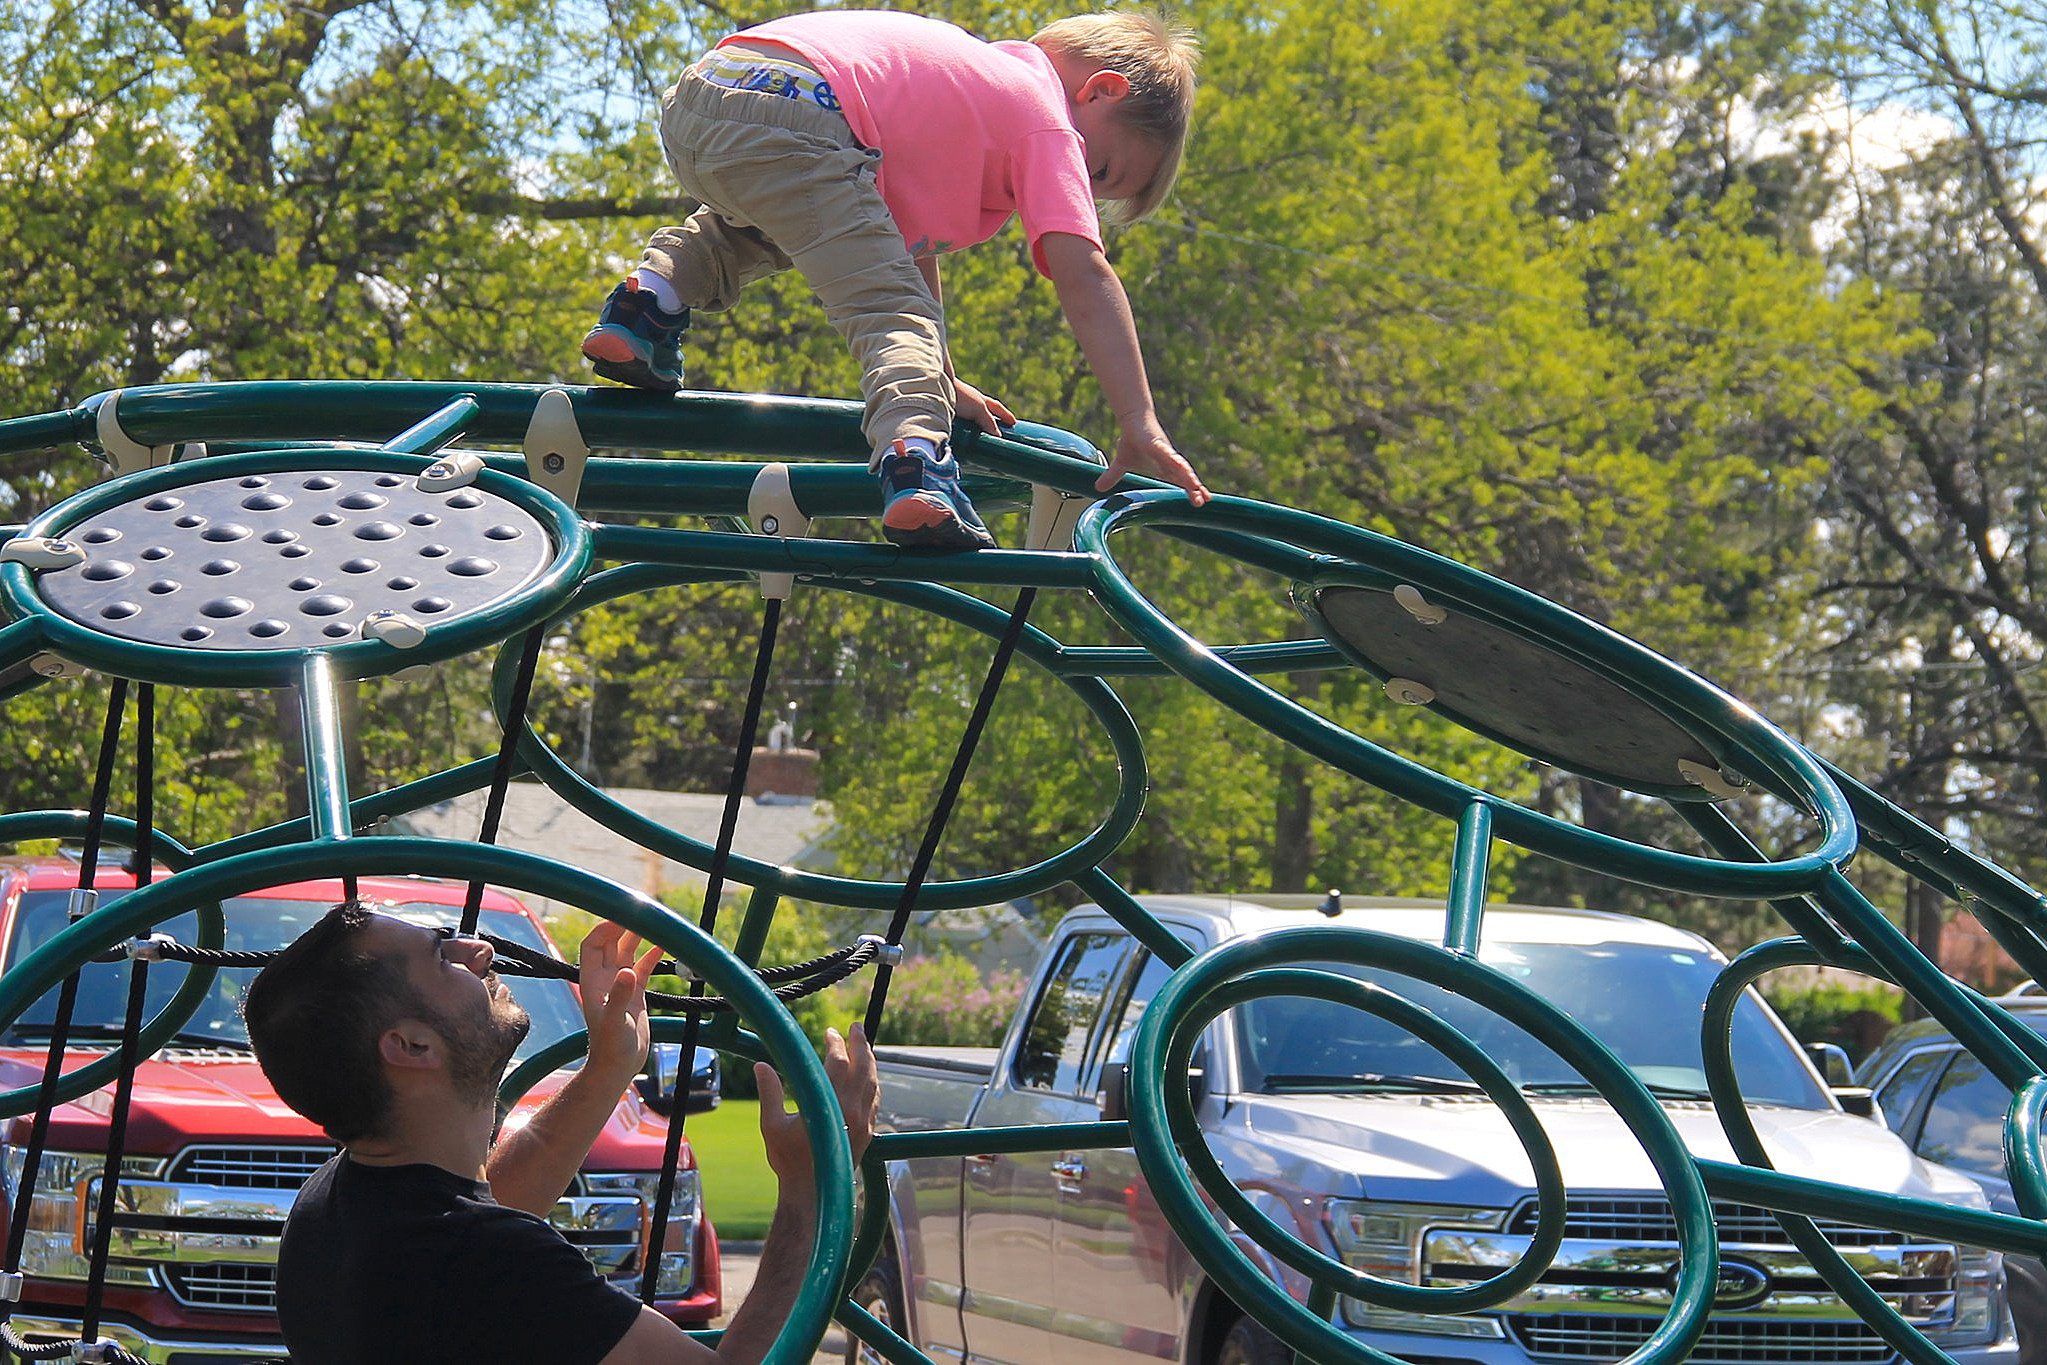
left=243, top=902, right=418, bottom=1143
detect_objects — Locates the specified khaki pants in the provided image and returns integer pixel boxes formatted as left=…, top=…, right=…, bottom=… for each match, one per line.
left=636, top=64, right=952, bottom=457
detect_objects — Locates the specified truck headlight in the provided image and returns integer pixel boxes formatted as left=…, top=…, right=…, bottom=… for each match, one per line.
left=1323, top=1199, right=1506, bottom=1339
left=1923, top=1247, right=2001, bottom=1347
left=586, top=1170, right=698, bottom=1297
left=0, top=1148, right=156, bottom=1288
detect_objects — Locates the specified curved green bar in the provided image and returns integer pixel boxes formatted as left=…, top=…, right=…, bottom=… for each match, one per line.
left=1075, top=491, right=1856, bottom=899
left=1700, top=938, right=1962, bottom=1365
left=0, top=811, right=221, bottom=1115
left=2011, top=1079, right=2047, bottom=1223
left=1127, top=927, right=1715, bottom=1365
left=0, top=837, right=851, bottom=1365
left=0, top=449, right=592, bottom=688
left=493, top=573, right=1149, bottom=911
left=1143, top=965, right=1566, bottom=1313
left=496, top=1013, right=720, bottom=1112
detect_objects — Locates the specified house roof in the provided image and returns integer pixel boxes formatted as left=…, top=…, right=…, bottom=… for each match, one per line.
left=388, top=780, right=832, bottom=918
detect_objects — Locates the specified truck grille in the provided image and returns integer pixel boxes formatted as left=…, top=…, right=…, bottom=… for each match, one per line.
left=1510, top=1313, right=1895, bottom=1363
left=168, top=1146, right=336, bottom=1190
left=165, top=1262, right=278, bottom=1312
left=1505, top=1197, right=1911, bottom=1247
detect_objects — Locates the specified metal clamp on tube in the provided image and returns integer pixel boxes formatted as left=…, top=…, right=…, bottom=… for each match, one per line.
left=856, top=933, right=905, bottom=967
left=67, top=888, right=98, bottom=920
left=124, top=934, right=176, bottom=963
left=523, top=389, right=589, bottom=507
left=747, top=463, right=812, bottom=601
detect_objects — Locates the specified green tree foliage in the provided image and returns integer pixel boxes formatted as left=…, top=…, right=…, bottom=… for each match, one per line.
left=0, top=0, right=1954, bottom=973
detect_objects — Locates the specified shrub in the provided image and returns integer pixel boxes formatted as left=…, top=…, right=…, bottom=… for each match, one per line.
left=855, top=952, right=1026, bottom=1048
left=1761, top=977, right=1904, bottom=1061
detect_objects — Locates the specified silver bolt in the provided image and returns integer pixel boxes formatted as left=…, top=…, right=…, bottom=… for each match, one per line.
left=761, top=515, right=779, bottom=534
left=543, top=453, right=566, bottom=473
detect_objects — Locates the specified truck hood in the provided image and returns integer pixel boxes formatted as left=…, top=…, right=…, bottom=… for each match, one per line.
left=1225, top=1093, right=1985, bottom=1210
left=0, top=1049, right=613, bottom=1156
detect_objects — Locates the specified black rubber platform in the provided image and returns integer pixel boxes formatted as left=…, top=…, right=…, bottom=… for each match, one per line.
left=1312, top=584, right=1727, bottom=794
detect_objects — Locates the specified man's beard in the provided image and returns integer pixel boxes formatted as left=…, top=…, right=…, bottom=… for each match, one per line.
left=422, top=979, right=531, bottom=1109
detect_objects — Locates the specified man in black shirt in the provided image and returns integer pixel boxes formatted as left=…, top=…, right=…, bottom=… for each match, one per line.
left=242, top=901, right=877, bottom=1365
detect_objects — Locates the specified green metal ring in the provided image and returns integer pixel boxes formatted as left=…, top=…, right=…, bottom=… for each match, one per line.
left=1146, top=964, right=1567, bottom=1313
left=0, top=811, right=221, bottom=1116
left=0, top=837, right=851, bottom=1365
left=1, top=448, right=591, bottom=688
left=1128, top=927, right=1716, bottom=1365
left=1701, top=937, right=1965, bottom=1365
left=1075, top=491, right=1856, bottom=900
left=493, top=570, right=1150, bottom=911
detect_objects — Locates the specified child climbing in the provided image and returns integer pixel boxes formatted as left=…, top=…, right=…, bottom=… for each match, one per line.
left=581, top=8, right=1213, bottom=551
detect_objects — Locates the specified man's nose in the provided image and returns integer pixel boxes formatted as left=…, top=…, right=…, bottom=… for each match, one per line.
left=449, top=935, right=495, bottom=977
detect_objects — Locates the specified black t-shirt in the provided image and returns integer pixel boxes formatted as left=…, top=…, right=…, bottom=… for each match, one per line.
left=276, top=1155, right=645, bottom=1364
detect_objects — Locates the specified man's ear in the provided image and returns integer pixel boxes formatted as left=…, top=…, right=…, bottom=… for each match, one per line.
left=1080, top=69, right=1131, bottom=102
left=379, top=1020, right=440, bottom=1071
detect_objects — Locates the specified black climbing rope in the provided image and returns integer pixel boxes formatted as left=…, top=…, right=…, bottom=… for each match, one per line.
left=862, top=587, right=1037, bottom=1043
left=642, top=594, right=782, bottom=1303
left=0, top=680, right=148, bottom=1365
left=462, top=625, right=546, bottom=935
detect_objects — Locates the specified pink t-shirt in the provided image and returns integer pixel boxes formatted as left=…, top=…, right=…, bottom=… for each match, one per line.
left=725, top=11, right=1101, bottom=276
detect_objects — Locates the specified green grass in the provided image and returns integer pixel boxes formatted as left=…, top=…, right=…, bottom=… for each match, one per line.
left=684, top=1099, right=778, bottom=1241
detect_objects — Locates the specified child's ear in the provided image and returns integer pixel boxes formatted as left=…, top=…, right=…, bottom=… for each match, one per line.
left=1081, top=69, right=1131, bottom=102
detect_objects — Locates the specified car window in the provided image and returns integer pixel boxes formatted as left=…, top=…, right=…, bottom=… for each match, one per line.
left=1916, top=1051, right=2011, bottom=1178
left=1015, top=932, right=1128, bottom=1095
left=1873, top=1048, right=1952, bottom=1135
left=1101, top=951, right=1176, bottom=1071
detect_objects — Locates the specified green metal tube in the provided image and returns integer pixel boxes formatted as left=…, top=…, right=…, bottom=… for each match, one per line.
left=867, top=1122, right=1131, bottom=1162
left=297, top=654, right=353, bottom=842
left=1697, top=1159, right=2047, bottom=1258
left=1444, top=801, right=1491, bottom=955
left=382, top=396, right=480, bottom=455
left=592, top=524, right=1100, bottom=590
left=2008, top=1078, right=2047, bottom=1222
left=1073, top=868, right=1194, bottom=969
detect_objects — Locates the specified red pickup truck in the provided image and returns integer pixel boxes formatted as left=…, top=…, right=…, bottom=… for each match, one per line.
left=0, top=854, right=722, bottom=1363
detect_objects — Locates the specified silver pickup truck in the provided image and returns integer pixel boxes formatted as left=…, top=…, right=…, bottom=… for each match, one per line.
left=864, top=895, right=2017, bottom=1365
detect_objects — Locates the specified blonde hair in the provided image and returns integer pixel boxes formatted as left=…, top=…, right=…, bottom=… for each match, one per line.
left=1032, top=9, right=1200, bottom=224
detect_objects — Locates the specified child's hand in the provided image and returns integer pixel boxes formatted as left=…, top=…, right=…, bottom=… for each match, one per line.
left=955, top=378, right=1015, bottom=435
left=1097, top=417, right=1212, bottom=507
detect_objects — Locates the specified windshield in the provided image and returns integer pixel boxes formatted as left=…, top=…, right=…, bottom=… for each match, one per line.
left=1237, top=940, right=1829, bottom=1109
left=2, top=891, right=588, bottom=1064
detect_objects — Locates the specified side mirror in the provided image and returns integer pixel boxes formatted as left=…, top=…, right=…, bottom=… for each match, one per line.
left=1806, top=1041, right=1855, bottom=1088
left=637, top=1044, right=722, bottom=1116
left=1097, top=1062, right=1128, bottom=1122
left=1832, top=1086, right=1882, bottom=1121
left=1097, top=1061, right=1205, bottom=1122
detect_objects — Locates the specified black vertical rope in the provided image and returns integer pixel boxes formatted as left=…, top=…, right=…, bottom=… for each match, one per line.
left=463, top=626, right=546, bottom=934
left=3, top=680, right=128, bottom=1296
left=80, top=686, right=154, bottom=1344
left=863, top=588, right=1037, bottom=1043
left=640, top=595, right=782, bottom=1304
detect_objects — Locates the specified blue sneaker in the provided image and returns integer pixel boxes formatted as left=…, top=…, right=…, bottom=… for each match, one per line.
left=581, top=278, right=688, bottom=392
left=879, top=439, right=997, bottom=551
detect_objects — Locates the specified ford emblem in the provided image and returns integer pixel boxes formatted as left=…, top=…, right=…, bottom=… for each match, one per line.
left=1710, top=1258, right=1772, bottom=1309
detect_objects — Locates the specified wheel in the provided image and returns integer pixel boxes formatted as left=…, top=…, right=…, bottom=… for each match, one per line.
left=2010, top=1256, right=2047, bottom=1365
left=845, top=1252, right=907, bottom=1365
left=1216, top=1315, right=1289, bottom=1365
